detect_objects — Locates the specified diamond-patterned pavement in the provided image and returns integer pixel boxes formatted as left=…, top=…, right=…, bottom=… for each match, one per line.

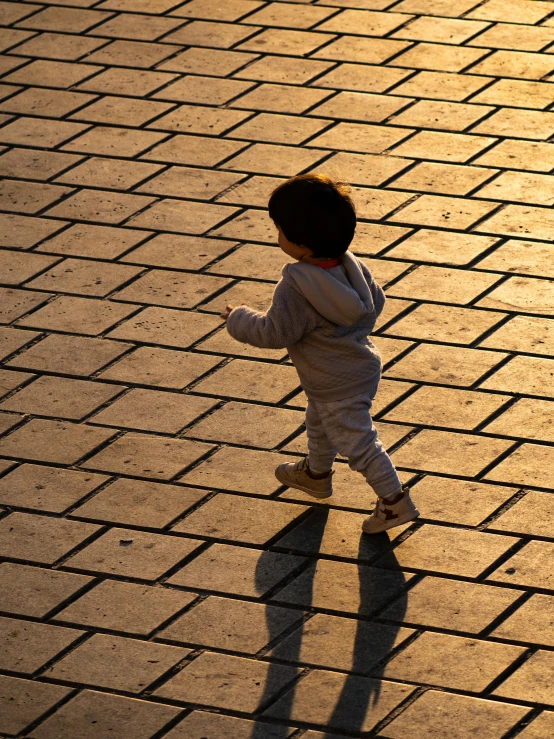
left=0, top=0, right=553, bottom=736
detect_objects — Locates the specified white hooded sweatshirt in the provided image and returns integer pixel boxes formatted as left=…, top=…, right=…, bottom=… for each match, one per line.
left=226, top=251, right=385, bottom=402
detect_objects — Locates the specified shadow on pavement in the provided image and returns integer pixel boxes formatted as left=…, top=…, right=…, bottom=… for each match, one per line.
left=251, top=509, right=408, bottom=737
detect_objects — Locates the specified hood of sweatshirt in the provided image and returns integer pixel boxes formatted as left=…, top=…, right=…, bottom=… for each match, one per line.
left=284, top=251, right=375, bottom=328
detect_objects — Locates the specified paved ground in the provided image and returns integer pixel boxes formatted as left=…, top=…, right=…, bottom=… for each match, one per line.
left=1, top=0, right=554, bottom=737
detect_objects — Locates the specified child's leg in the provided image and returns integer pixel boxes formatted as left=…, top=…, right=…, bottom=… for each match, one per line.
left=312, top=392, right=402, bottom=500
left=306, top=399, right=338, bottom=475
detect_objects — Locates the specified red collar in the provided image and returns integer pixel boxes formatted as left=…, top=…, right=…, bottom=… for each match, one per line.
left=315, top=258, right=341, bottom=269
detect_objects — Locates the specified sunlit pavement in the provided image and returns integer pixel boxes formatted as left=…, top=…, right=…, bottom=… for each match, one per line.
left=0, top=0, right=554, bottom=736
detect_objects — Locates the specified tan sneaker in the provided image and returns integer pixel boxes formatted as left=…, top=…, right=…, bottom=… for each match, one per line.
left=362, top=489, right=419, bottom=534
left=275, top=457, right=333, bottom=499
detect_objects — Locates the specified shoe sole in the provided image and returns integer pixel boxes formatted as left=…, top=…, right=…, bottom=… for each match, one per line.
left=362, top=508, right=420, bottom=535
left=274, top=469, right=333, bottom=499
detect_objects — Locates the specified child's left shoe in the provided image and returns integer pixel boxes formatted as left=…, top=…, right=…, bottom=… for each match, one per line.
left=362, top=489, right=419, bottom=534
left=275, top=457, right=333, bottom=498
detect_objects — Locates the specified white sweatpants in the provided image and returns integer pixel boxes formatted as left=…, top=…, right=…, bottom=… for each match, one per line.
left=306, top=391, right=402, bottom=501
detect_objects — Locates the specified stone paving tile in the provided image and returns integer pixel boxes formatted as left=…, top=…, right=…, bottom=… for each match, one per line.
left=235, top=54, right=334, bottom=85
left=30, top=690, right=181, bottom=739
left=71, top=96, right=174, bottom=127
left=492, top=593, right=554, bottom=647
left=55, top=156, right=163, bottom=191
left=392, top=429, right=515, bottom=477
left=265, top=670, right=414, bottom=733
left=385, top=303, right=507, bottom=344
left=486, top=443, right=554, bottom=490
left=476, top=239, right=554, bottom=279
left=272, top=612, right=414, bottom=673
left=163, top=20, right=260, bottom=48
left=0, top=148, right=83, bottom=182
left=0, top=89, right=94, bottom=119
left=310, top=121, right=413, bottom=154
left=172, top=493, right=308, bottom=545
left=0, top=375, right=123, bottom=421
left=194, top=328, right=287, bottom=361
left=155, top=650, right=298, bottom=711
left=475, top=139, right=554, bottom=172
left=193, top=358, right=300, bottom=403
left=392, top=70, right=492, bottom=102
left=149, top=104, right=250, bottom=134
left=479, top=315, right=554, bottom=356
left=164, top=711, right=295, bottom=739
left=382, top=575, right=523, bottom=633
left=180, top=446, right=293, bottom=495
left=7, top=334, right=131, bottom=376
left=1, top=0, right=554, bottom=734
left=167, top=542, right=305, bottom=597
left=409, top=475, right=516, bottom=526
left=228, top=81, right=333, bottom=114
left=64, top=526, right=203, bottom=581
left=309, top=90, right=410, bottom=125
left=98, top=346, right=222, bottom=389
left=390, top=41, right=490, bottom=72
left=158, top=595, right=302, bottom=653
left=471, top=107, right=554, bottom=140
left=493, top=650, right=554, bottom=704
left=0, top=463, right=108, bottom=513
left=389, top=193, right=498, bottom=229
left=387, top=524, right=518, bottom=577
left=382, top=690, right=530, bottom=739
left=54, top=579, right=197, bottom=636
left=484, top=398, right=554, bottom=443
left=0, top=675, right=72, bottom=737
left=70, top=477, right=207, bottom=529
left=120, top=233, right=236, bottom=269
left=81, top=432, right=214, bottom=480
left=106, top=306, right=222, bottom=348
left=0, top=616, right=84, bottom=675
left=387, top=264, right=502, bottom=303
left=220, top=142, right=328, bottom=177
left=386, top=228, right=498, bottom=264
left=0, top=419, right=117, bottom=465
left=274, top=559, right=414, bottom=615
left=0, top=213, right=66, bottom=249
left=487, top=540, right=554, bottom=590
left=45, top=632, right=189, bottom=693
left=383, top=631, right=524, bottom=691
left=384, top=385, right=510, bottom=430
left=112, top=270, right=231, bottom=309
left=0, top=562, right=92, bottom=618
left=480, top=355, right=554, bottom=398
left=515, top=712, right=554, bottom=739
left=186, top=401, right=304, bottom=448
left=36, top=223, right=150, bottom=260
left=466, top=22, right=554, bottom=51
left=0, top=511, right=99, bottom=565
left=89, top=388, right=217, bottom=434
left=208, top=243, right=294, bottom=279
left=0, top=288, right=52, bottom=324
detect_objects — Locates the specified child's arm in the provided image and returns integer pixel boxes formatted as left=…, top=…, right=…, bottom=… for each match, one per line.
left=223, top=279, right=317, bottom=349
left=359, top=259, right=386, bottom=318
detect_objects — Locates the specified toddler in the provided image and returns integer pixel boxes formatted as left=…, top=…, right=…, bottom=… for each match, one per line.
left=221, top=174, right=418, bottom=534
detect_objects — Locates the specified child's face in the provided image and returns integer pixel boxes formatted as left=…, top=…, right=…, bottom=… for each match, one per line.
left=276, top=226, right=313, bottom=262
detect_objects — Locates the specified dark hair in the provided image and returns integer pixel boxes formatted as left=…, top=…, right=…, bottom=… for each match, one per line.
left=268, top=174, right=356, bottom=258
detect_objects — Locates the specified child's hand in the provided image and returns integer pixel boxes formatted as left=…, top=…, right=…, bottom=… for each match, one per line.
left=220, top=303, right=247, bottom=321
left=220, top=305, right=235, bottom=320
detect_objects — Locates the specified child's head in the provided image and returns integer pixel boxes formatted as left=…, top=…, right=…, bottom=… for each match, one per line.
left=268, top=174, right=356, bottom=261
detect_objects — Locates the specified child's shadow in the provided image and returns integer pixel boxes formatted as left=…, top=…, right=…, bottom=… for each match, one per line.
left=251, top=508, right=409, bottom=737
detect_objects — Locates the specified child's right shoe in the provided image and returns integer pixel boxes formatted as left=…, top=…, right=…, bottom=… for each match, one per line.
left=362, top=488, right=419, bottom=534
left=275, top=457, right=333, bottom=499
